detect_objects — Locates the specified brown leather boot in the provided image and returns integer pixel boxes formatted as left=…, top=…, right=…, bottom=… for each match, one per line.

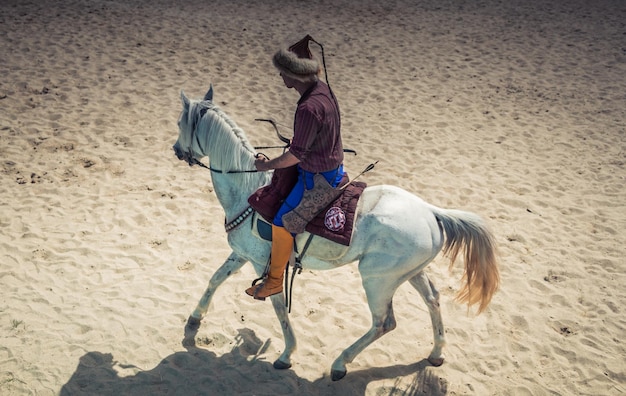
left=246, top=225, right=294, bottom=300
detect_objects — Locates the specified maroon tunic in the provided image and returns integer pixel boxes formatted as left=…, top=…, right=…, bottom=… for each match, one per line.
left=289, top=81, right=343, bottom=173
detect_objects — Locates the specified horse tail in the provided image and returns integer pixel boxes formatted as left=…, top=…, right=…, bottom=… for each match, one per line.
left=432, top=208, right=500, bottom=314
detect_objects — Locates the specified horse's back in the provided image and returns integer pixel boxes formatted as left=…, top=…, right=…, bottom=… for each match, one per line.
left=357, top=184, right=435, bottom=223
left=344, top=185, right=442, bottom=259
left=296, top=184, right=440, bottom=268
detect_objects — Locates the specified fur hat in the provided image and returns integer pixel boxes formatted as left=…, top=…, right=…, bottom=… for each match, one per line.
left=273, top=35, right=321, bottom=82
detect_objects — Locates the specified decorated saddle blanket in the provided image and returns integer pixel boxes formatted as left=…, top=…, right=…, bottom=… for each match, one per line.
left=247, top=166, right=366, bottom=246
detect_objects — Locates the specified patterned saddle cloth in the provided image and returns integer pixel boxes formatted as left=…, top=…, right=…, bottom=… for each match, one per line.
left=247, top=166, right=366, bottom=246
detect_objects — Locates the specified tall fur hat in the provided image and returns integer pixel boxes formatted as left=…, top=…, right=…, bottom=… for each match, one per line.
left=273, top=35, right=321, bottom=82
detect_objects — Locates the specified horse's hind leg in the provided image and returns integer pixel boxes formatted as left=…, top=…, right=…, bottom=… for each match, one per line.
left=330, top=269, right=398, bottom=381
left=409, top=271, right=445, bottom=366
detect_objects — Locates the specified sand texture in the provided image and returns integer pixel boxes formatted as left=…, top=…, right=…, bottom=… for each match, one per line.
left=1, top=0, right=625, bottom=394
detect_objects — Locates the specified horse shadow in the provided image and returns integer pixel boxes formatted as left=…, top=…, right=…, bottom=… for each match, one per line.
left=60, top=327, right=447, bottom=395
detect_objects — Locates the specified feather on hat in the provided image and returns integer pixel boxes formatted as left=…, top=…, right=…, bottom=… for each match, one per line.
left=273, top=35, right=321, bottom=82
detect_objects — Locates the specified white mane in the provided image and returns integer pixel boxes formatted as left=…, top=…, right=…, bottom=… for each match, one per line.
left=189, top=100, right=269, bottom=189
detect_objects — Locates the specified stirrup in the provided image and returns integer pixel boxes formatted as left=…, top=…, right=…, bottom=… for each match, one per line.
left=245, top=281, right=282, bottom=301
left=245, top=279, right=264, bottom=299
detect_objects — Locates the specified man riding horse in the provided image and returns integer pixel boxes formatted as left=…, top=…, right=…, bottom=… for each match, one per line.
left=245, top=35, right=346, bottom=300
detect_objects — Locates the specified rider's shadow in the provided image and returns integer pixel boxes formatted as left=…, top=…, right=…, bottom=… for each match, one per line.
left=60, top=328, right=447, bottom=395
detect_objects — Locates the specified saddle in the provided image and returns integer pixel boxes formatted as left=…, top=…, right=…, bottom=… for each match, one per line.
left=247, top=166, right=366, bottom=246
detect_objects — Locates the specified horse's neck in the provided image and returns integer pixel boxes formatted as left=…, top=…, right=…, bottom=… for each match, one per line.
left=211, top=173, right=267, bottom=220
left=198, top=108, right=270, bottom=219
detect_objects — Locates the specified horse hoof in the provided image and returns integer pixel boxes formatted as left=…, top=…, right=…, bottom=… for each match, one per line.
left=331, top=369, right=347, bottom=381
left=186, top=316, right=201, bottom=331
left=273, top=360, right=292, bottom=370
left=428, top=356, right=445, bottom=367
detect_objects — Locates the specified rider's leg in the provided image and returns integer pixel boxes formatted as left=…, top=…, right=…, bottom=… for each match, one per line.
left=245, top=224, right=294, bottom=299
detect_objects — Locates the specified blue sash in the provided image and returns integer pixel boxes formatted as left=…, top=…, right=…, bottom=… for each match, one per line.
left=273, top=164, right=344, bottom=227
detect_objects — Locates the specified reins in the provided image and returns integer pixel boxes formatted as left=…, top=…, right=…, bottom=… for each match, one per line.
left=183, top=116, right=291, bottom=173
left=184, top=115, right=356, bottom=173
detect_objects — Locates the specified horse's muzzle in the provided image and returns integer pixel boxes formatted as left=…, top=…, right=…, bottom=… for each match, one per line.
left=173, top=145, right=197, bottom=167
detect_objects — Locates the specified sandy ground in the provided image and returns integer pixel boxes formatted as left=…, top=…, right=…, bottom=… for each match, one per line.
left=1, top=0, right=625, bottom=394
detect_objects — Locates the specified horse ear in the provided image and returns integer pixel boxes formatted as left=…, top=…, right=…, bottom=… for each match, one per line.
left=204, top=84, right=214, bottom=102
left=181, top=90, right=190, bottom=108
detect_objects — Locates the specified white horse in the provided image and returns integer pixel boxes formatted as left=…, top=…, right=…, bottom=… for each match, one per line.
left=173, top=86, right=500, bottom=381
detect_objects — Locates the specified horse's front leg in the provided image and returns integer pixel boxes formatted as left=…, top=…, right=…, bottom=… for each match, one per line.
left=186, top=252, right=248, bottom=329
left=409, top=271, right=445, bottom=366
left=269, top=293, right=296, bottom=370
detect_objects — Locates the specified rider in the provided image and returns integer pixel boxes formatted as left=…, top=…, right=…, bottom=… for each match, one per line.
left=246, top=35, right=345, bottom=300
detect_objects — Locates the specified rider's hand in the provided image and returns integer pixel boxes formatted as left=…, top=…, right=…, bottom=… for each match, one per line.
left=255, top=156, right=271, bottom=171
